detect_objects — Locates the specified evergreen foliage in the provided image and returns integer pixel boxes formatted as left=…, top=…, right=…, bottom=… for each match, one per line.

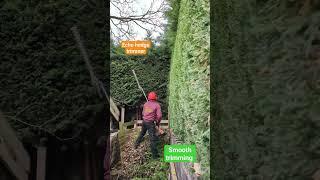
left=212, top=0, right=320, bottom=179
left=163, top=0, right=181, bottom=52
left=110, top=41, right=170, bottom=118
left=167, top=0, right=210, bottom=177
left=0, top=0, right=108, bottom=142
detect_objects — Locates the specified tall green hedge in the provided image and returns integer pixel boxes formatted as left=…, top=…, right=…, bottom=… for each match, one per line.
left=0, top=0, right=107, bottom=142
left=110, top=42, right=170, bottom=117
left=212, top=0, right=320, bottom=179
left=168, top=0, right=210, bottom=177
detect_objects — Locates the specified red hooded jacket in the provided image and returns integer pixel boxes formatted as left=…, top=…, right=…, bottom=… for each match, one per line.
left=142, top=100, right=162, bottom=125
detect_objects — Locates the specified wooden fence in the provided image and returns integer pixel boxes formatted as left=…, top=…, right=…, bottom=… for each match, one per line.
left=110, top=97, right=120, bottom=122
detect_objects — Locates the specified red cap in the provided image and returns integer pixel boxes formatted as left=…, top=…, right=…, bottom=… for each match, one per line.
left=148, top=92, right=157, bottom=100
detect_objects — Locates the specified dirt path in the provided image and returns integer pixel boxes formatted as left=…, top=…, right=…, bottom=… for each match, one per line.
left=111, top=128, right=169, bottom=179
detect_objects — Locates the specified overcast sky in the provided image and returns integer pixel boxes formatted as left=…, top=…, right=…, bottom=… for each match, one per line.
left=110, top=0, right=168, bottom=41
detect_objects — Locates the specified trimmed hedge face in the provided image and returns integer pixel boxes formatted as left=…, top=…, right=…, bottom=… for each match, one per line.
left=110, top=56, right=170, bottom=118
left=110, top=43, right=170, bottom=118
left=212, top=0, right=320, bottom=179
left=168, top=0, right=210, bottom=177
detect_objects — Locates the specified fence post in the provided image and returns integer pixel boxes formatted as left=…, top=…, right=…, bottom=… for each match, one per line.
left=121, top=107, right=125, bottom=124
left=134, top=120, right=137, bottom=129
left=121, top=107, right=125, bottom=129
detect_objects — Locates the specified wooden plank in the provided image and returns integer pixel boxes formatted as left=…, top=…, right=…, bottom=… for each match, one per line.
left=134, top=126, right=168, bottom=129
left=110, top=105, right=119, bottom=120
left=313, top=169, right=320, bottom=180
left=135, top=120, right=168, bottom=125
left=36, top=146, right=47, bottom=180
left=110, top=98, right=120, bottom=116
left=110, top=107, right=119, bottom=121
left=110, top=97, right=120, bottom=115
left=193, top=163, right=201, bottom=177
left=0, top=143, right=28, bottom=180
left=110, top=103, right=119, bottom=121
left=135, top=120, right=169, bottom=129
left=135, top=121, right=168, bottom=129
left=109, top=97, right=120, bottom=121
left=133, top=119, right=137, bottom=129
left=135, top=120, right=168, bottom=124
left=123, top=121, right=135, bottom=127
left=121, top=107, right=125, bottom=124
left=118, top=107, right=125, bottom=133
left=160, top=120, right=169, bottom=124
left=0, top=113, right=30, bottom=172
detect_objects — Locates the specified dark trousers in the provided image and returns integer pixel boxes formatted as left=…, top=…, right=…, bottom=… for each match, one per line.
left=135, top=121, right=159, bottom=158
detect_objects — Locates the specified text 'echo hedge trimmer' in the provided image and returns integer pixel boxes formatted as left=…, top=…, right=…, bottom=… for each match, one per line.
left=132, top=70, right=148, bottom=101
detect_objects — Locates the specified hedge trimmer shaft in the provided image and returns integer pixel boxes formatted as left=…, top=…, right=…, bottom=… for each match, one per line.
left=132, top=70, right=148, bottom=101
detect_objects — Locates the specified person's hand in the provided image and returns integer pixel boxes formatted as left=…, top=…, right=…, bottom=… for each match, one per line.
left=158, top=127, right=164, bottom=135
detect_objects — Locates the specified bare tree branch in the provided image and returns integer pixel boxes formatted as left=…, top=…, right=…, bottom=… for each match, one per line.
left=110, top=0, right=168, bottom=41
